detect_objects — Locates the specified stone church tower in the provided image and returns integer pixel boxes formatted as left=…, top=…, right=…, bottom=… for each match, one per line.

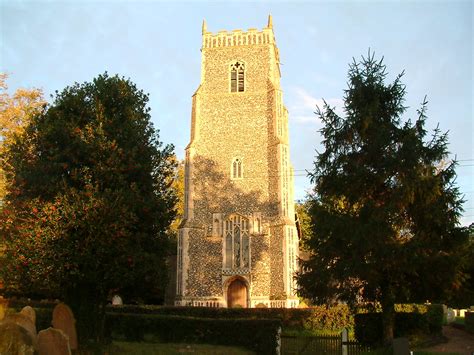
left=176, top=16, right=299, bottom=308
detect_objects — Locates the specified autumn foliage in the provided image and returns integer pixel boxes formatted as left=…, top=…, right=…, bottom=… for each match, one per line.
left=0, top=73, right=176, bottom=341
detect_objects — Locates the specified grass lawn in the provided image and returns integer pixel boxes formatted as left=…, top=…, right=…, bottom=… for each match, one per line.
left=362, top=351, right=460, bottom=355
left=101, top=342, right=257, bottom=355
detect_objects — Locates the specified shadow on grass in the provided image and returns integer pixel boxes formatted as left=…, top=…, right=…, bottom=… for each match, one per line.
left=76, top=341, right=256, bottom=355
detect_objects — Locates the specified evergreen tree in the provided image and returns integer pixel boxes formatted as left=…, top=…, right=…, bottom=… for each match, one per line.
left=0, top=73, right=176, bottom=341
left=298, top=53, right=469, bottom=344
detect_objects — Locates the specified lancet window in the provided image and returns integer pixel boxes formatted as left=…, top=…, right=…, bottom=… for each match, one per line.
left=224, top=215, right=250, bottom=269
left=232, top=158, right=243, bottom=179
left=230, top=62, right=245, bottom=92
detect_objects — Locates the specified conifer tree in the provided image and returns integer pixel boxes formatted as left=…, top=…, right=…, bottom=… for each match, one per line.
left=298, top=53, right=469, bottom=344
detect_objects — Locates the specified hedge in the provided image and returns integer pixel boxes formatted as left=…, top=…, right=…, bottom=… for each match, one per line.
left=354, top=305, right=443, bottom=346
left=425, top=304, right=443, bottom=335
left=466, top=312, right=474, bottom=334
left=105, top=313, right=281, bottom=354
left=355, top=312, right=428, bottom=346
left=107, top=304, right=353, bottom=331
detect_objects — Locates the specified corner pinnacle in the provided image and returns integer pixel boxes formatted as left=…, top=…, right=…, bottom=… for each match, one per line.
left=267, top=14, right=273, bottom=29
left=202, top=19, right=207, bottom=34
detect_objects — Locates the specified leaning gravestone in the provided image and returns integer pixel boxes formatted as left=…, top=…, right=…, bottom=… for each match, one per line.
left=20, top=306, right=36, bottom=325
left=0, top=322, right=35, bottom=355
left=3, top=313, right=37, bottom=349
left=52, top=303, right=77, bottom=350
left=37, top=327, right=71, bottom=355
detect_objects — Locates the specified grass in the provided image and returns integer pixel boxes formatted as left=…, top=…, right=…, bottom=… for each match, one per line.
left=361, top=350, right=460, bottom=355
left=413, top=352, right=460, bottom=355
left=76, top=342, right=256, bottom=355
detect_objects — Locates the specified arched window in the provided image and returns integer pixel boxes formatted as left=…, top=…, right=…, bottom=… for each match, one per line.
left=224, top=215, right=250, bottom=269
left=230, top=62, right=245, bottom=92
left=232, top=158, right=242, bottom=179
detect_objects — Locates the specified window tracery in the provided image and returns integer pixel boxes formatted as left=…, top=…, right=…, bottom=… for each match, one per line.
left=232, top=158, right=243, bottom=179
left=224, top=215, right=250, bottom=269
left=230, top=62, right=245, bottom=92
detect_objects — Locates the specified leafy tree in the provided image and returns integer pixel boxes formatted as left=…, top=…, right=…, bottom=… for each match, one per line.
left=169, top=158, right=185, bottom=237
left=298, top=53, right=469, bottom=344
left=0, top=73, right=176, bottom=342
left=0, top=73, right=45, bottom=202
left=295, top=199, right=313, bottom=251
left=447, top=223, right=474, bottom=308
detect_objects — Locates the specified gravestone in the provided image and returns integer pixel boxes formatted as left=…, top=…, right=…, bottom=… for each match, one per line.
left=446, top=308, right=455, bottom=324
left=37, top=327, right=71, bottom=355
left=0, top=322, right=35, bottom=355
left=341, top=328, right=348, bottom=355
left=112, top=295, right=123, bottom=306
left=52, top=303, right=77, bottom=350
left=4, top=313, right=37, bottom=349
left=20, top=306, right=36, bottom=325
left=392, top=337, right=409, bottom=355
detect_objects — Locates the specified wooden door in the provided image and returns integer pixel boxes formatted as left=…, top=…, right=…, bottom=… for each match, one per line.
left=227, top=279, right=247, bottom=308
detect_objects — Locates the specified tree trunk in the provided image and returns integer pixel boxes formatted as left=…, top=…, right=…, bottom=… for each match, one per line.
left=381, top=289, right=395, bottom=346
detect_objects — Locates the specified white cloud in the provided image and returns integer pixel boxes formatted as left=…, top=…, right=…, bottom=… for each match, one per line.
left=288, top=87, right=344, bottom=125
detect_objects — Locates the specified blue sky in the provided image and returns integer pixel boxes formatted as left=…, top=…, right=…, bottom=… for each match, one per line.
left=1, top=0, right=473, bottom=226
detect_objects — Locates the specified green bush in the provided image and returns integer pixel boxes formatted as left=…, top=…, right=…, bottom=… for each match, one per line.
left=354, top=313, right=382, bottom=346
left=302, top=304, right=353, bottom=332
left=107, top=305, right=353, bottom=331
left=425, top=304, right=443, bottom=335
left=466, top=312, right=474, bottom=334
left=105, top=314, right=281, bottom=354
left=355, top=311, right=430, bottom=346
left=396, top=312, right=428, bottom=336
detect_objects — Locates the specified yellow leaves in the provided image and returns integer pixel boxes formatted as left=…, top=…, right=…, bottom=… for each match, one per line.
left=0, top=73, right=45, bottom=201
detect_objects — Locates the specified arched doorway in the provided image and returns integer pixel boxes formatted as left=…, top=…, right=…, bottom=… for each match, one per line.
left=227, top=278, right=247, bottom=308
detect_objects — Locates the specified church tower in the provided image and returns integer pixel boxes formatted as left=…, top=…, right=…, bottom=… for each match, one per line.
left=176, top=16, right=299, bottom=308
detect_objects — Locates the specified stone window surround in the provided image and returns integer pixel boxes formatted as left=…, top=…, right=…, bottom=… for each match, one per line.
left=229, top=60, right=246, bottom=93
left=231, top=157, right=243, bottom=180
left=223, top=214, right=250, bottom=269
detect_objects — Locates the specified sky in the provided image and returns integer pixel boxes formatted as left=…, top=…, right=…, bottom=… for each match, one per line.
left=1, top=0, right=473, bottom=226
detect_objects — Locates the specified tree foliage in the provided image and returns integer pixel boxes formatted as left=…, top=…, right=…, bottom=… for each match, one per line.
left=298, top=53, right=469, bottom=344
left=0, top=73, right=45, bottom=201
left=295, top=199, right=313, bottom=251
left=169, top=159, right=185, bottom=237
left=0, top=73, right=176, bottom=341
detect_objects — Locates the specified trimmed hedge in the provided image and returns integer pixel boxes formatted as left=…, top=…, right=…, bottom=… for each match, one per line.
left=466, top=312, right=474, bottom=334
left=354, top=305, right=443, bottom=346
left=105, top=313, right=281, bottom=354
left=107, top=305, right=353, bottom=331
left=426, top=304, right=443, bottom=335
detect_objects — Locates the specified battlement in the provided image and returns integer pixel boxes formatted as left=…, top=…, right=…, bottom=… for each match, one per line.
left=201, top=16, right=276, bottom=49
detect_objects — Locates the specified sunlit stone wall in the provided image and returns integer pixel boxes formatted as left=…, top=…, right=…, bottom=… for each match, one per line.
left=176, top=17, right=299, bottom=308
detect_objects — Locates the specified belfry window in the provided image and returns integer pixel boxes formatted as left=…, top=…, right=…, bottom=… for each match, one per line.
left=224, top=215, right=250, bottom=269
left=232, top=158, right=243, bottom=179
left=230, top=62, right=245, bottom=92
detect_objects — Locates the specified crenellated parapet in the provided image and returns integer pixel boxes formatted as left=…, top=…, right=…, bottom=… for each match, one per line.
left=201, top=15, right=277, bottom=50
left=202, top=28, right=275, bottom=49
